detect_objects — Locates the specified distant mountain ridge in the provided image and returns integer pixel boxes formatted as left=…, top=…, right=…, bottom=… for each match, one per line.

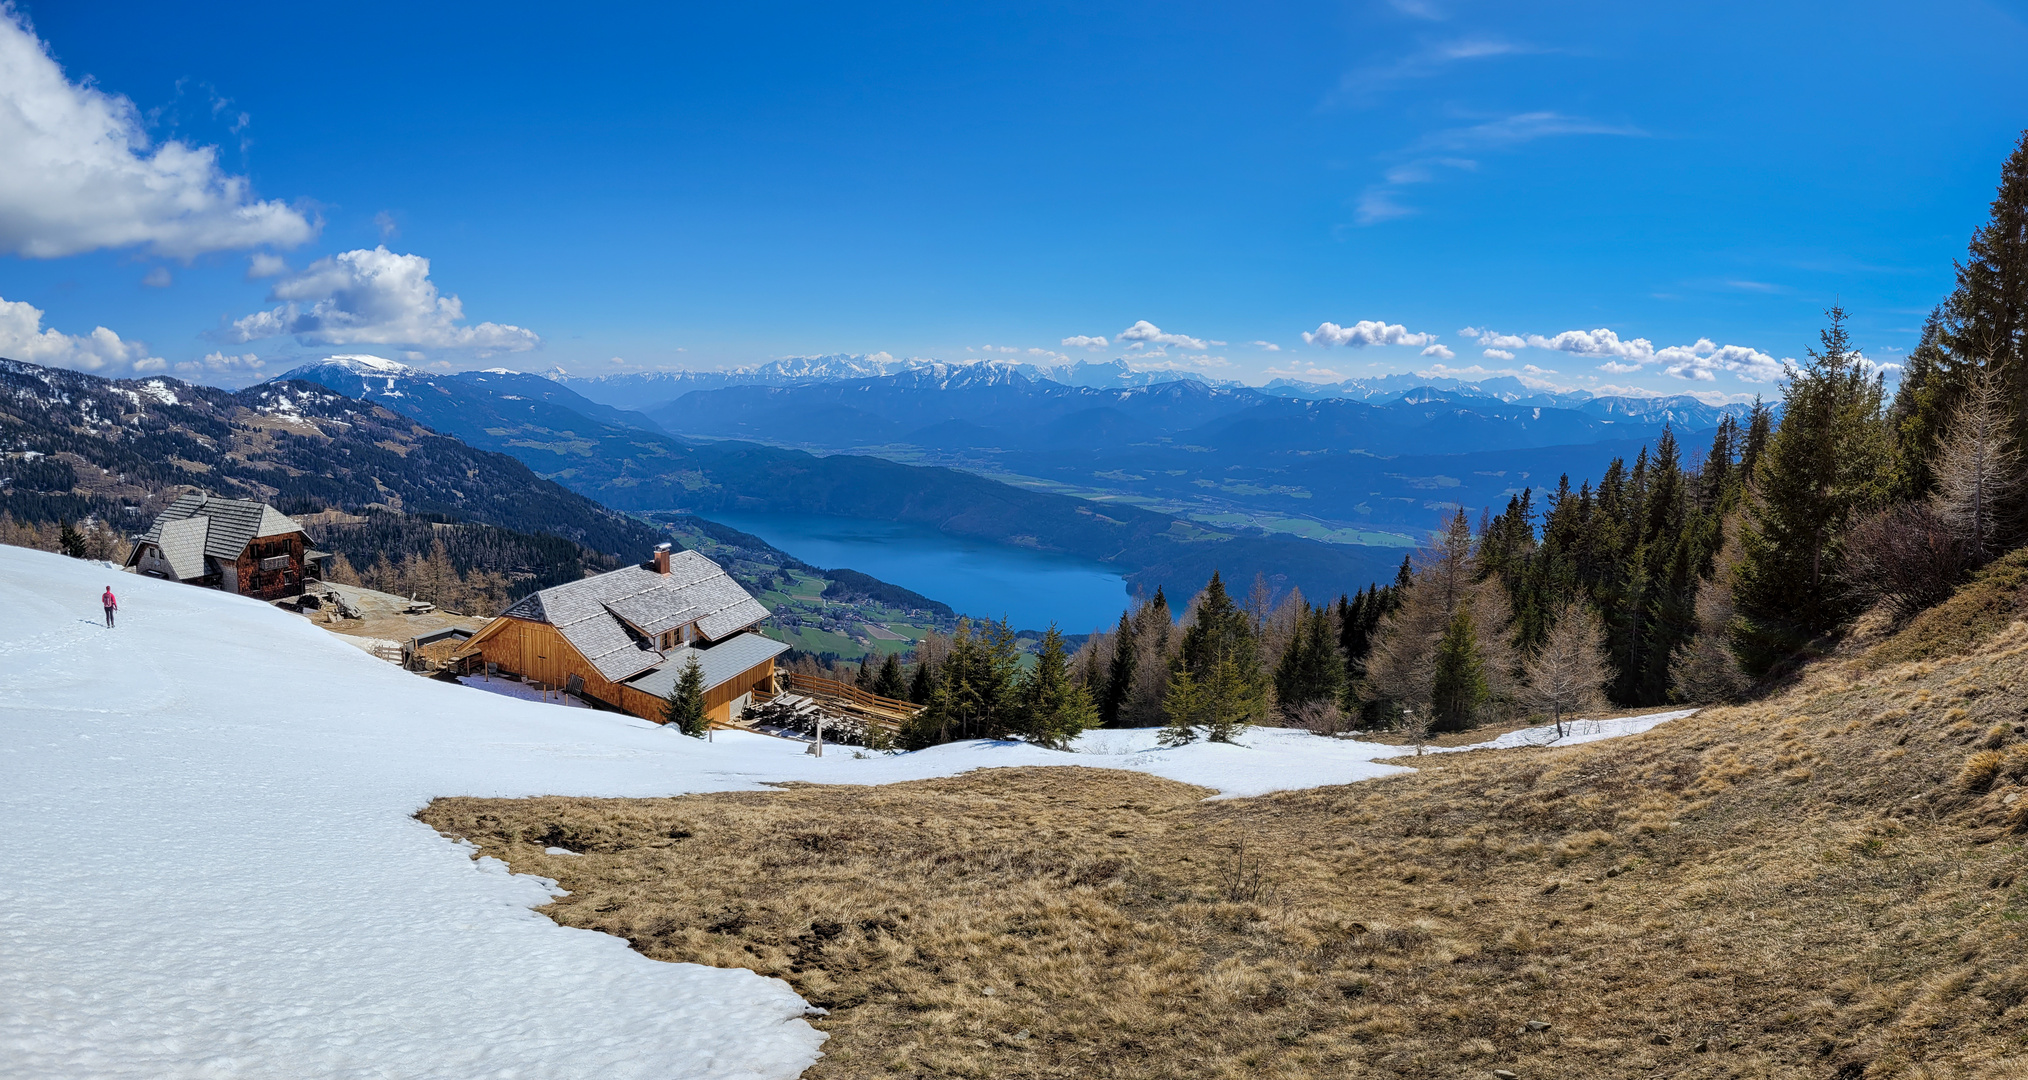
left=270, top=357, right=1405, bottom=604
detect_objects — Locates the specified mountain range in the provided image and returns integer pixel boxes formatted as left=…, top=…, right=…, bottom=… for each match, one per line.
left=272, top=356, right=1406, bottom=605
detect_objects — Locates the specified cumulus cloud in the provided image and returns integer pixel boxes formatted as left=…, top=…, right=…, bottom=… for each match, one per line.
left=174, top=351, right=264, bottom=375
left=0, top=295, right=162, bottom=374
left=1526, top=327, right=1656, bottom=360
left=226, top=247, right=539, bottom=353
left=1653, top=339, right=1789, bottom=383
left=1483, top=348, right=1515, bottom=360
left=1303, top=320, right=1437, bottom=348
left=1251, top=340, right=1283, bottom=352
left=246, top=252, right=288, bottom=279
left=1474, top=331, right=1526, bottom=349
left=1420, top=344, right=1455, bottom=360
left=0, top=9, right=315, bottom=258
left=1061, top=334, right=1109, bottom=349
left=1117, top=320, right=1208, bottom=350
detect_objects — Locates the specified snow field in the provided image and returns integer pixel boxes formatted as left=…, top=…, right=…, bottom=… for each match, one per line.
left=0, top=545, right=1693, bottom=1077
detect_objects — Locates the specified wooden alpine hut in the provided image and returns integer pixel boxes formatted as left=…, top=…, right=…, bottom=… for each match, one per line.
left=456, top=543, right=788, bottom=725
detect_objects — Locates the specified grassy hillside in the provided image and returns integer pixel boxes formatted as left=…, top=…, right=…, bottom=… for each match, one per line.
left=425, top=585, right=2028, bottom=1078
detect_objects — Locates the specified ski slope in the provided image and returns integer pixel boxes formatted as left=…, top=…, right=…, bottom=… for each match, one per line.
left=0, top=545, right=1691, bottom=1077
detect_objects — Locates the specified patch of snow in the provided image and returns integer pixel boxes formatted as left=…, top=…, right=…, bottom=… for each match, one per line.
left=140, top=379, right=179, bottom=406
left=544, top=846, right=580, bottom=856
left=1427, top=709, right=1698, bottom=753
left=324, top=354, right=416, bottom=374
left=0, top=546, right=1699, bottom=1077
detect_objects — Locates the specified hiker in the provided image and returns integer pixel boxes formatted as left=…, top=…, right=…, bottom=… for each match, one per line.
left=102, top=586, right=118, bottom=628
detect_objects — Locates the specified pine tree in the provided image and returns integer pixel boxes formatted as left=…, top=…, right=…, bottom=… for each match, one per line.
left=1014, top=626, right=1099, bottom=749
left=1174, top=572, right=1268, bottom=741
left=662, top=655, right=710, bottom=738
left=1886, top=309, right=1961, bottom=502
left=855, top=654, right=875, bottom=691
left=1273, top=604, right=1345, bottom=715
left=907, top=655, right=935, bottom=704
left=1732, top=306, right=1890, bottom=674
left=1522, top=600, right=1610, bottom=738
left=1428, top=608, right=1488, bottom=732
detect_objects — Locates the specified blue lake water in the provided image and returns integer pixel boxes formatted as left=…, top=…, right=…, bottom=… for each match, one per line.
left=708, top=512, right=1132, bottom=633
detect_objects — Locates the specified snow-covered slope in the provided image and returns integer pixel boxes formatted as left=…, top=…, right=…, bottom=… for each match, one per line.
left=0, top=546, right=1691, bottom=1076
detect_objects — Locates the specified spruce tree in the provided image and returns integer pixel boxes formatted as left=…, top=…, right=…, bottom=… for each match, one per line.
left=1886, top=309, right=1960, bottom=502
left=1273, top=604, right=1345, bottom=714
left=1732, top=306, right=1890, bottom=673
left=58, top=520, right=86, bottom=559
left=662, top=655, right=710, bottom=738
left=1944, top=128, right=2028, bottom=493
left=872, top=652, right=907, bottom=699
left=1428, top=608, right=1488, bottom=732
left=1014, top=626, right=1099, bottom=749
left=1100, top=609, right=1136, bottom=727
left=907, top=656, right=935, bottom=704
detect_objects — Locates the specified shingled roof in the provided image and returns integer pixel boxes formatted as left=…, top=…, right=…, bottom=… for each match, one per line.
left=498, top=550, right=772, bottom=684
left=131, top=493, right=308, bottom=577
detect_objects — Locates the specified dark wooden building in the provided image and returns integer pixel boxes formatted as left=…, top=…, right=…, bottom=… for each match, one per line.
left=457, top=544, right=788, bottom=724
left=126, top=493, right=331, bottom=600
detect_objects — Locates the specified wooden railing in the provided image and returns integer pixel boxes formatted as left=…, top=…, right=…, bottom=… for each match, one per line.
left=780, top=671, right=923, bottom=723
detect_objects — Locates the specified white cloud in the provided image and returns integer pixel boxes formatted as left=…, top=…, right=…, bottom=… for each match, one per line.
left=141, top=266, right=171, bottom=289
left=1116, top=320, right=1208, bottom=351
left=1522, top=364, right=1558, bottom=376
left=226, top=247, right=539, bottom=353
left=1420, top=344, right=1455, bottom=360
left=174, top=351, right=264, bottom=375
left=247, top=252, right=288, bottom=279
left=1652, top=339, right=1789, bottom=383
left=1355, top=188, right=1416, bottom=225
left=1526, top=327, right=1656, bottom=360
left=1264, top=364, right=1345, bottom=382
left=0, top=9, right=315, bottom=258
left=1303, top=320, right=1436, bottom=348
left=1476, top=331, right=1526, bottom=349
left=1026, top=347, right=1071, bottom=363
left=978, top=344, right=1020, bottom=354
left=1412, top=112, right=1645, bottom=153
left=0, top=295, right=162, bottom=375
left=1061, top=334, right=1109, bottom=349
left=1457, top=326, right=1481, bottom=338
left=1251, top=340, right=1283, bottom=352
left=1483, top=348, right=1516, bottom=360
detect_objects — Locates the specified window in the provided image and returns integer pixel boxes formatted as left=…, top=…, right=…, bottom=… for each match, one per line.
left=258, top=555, right=290, bottom=571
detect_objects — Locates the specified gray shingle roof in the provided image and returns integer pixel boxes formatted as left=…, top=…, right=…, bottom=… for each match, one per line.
left=156, top=516, right=210, bottom=581
left=133, top=493, right=308, bottom=567
left=625, top=632, right=790, bottom=698
left=497, top=550, right=771, bottom=684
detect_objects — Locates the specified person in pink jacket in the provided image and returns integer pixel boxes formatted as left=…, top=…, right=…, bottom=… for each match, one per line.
left=102, top=586, right=118, bottom=628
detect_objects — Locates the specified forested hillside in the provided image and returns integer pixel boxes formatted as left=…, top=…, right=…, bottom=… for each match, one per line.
left=276, top=359, right=1404, bottom=603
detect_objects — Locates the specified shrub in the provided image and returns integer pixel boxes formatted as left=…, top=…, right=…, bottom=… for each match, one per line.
left=1846, top=504, right=1977, bottom=623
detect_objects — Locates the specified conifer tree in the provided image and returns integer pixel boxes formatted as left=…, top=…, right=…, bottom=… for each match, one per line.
left=1014, top=626, right=1099, bottom=749
left=1522, top=599, right=1610, bottom=738
left=1886, top=309, right=1960, bottom=502
left=1930, top=363, right=2025, bottom=561
left=1732, top=306, right=1890, bottom=674
left=1165, top=572, right=1269, bottom=742
left=57, top=520, right=86, bottom=559
left=855, top=654, right=875, bottom=691
left=1943, top=128, right=2028, bottom=488
left=1100, top=609, right=1136, bottom=727
left=907, top=655, right=935, bottom=704
left=662, top=655, right=710, bottom=738
left=872, top=652, right=907, bottom=699
left=1273, top=604, right=1345, bottom=715
left=1428, top=608, right=1488, bottom=732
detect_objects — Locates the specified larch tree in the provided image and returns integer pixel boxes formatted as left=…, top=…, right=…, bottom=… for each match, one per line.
left=1930, top=363, right=2025, bottom=562
left=1522, top=599, right=1611, bottom=738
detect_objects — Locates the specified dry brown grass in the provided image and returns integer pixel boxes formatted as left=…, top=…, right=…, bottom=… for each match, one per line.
left=423, top=624, right=2028, bottom=1079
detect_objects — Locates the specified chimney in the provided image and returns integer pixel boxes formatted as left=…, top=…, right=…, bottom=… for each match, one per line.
left=653, top=542, right=671, bottom=575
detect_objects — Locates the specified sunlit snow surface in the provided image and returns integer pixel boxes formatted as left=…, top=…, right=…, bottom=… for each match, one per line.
left=0, top=546, right=1694, bottom=1077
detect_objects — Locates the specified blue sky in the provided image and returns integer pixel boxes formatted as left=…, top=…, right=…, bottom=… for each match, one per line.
left=3, top=1, right=2027, bottom=400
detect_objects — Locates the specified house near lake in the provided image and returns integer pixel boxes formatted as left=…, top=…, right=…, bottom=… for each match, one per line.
left=126, top=493, right=333, bottom=600
left=455, top=543, right=788, bottom=725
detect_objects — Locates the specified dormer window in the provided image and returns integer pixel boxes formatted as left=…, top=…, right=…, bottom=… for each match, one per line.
left=660, top=630, right=676, bottom=650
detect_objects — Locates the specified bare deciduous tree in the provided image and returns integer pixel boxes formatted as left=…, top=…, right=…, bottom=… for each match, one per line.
left=1931, top=364, right=2024, bottom=562
left=1521, top=599, right=1610, bottom=738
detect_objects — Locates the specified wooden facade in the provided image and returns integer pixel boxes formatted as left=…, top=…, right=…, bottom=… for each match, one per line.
left=460, top=615, right=778, bottom=725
